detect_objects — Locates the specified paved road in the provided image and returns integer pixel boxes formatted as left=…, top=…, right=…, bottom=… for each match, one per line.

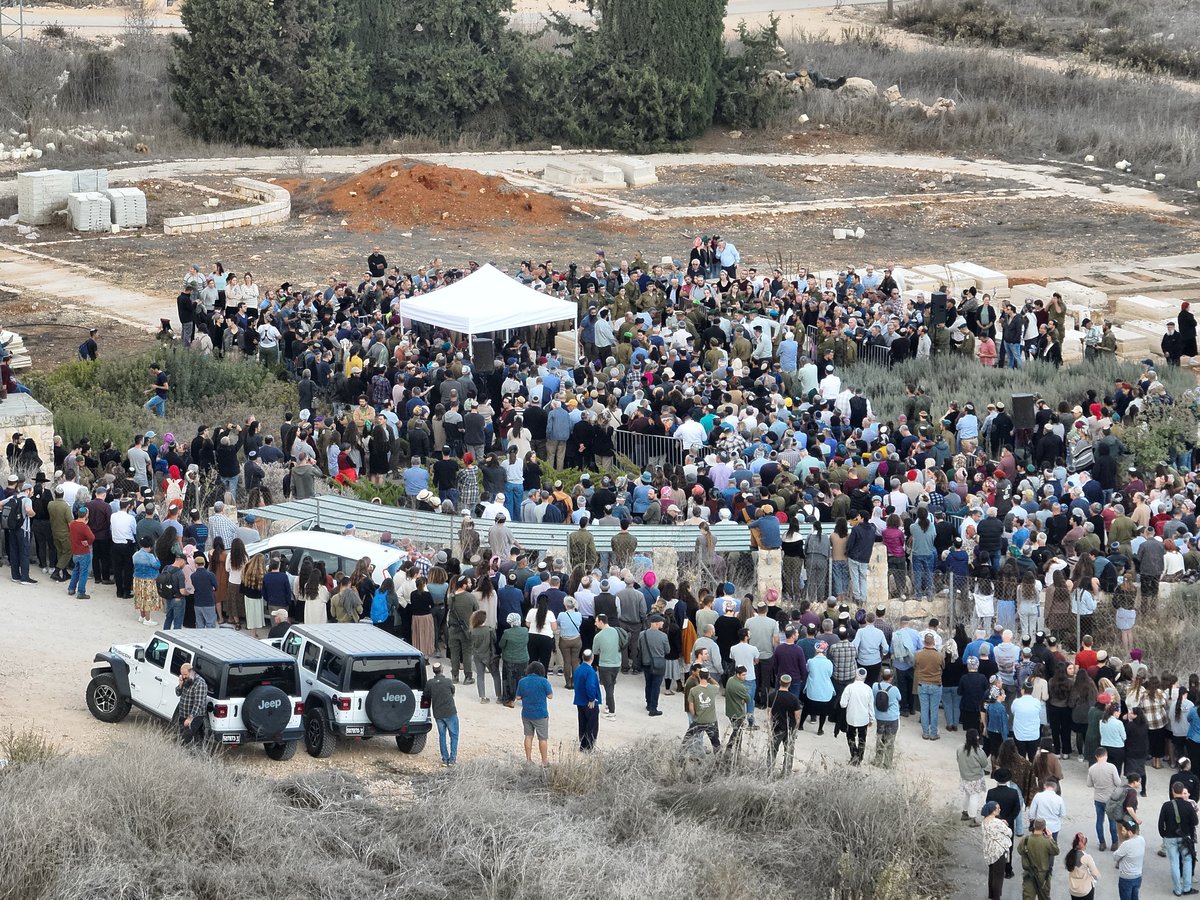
left=6, top=0, right=883, bottom=34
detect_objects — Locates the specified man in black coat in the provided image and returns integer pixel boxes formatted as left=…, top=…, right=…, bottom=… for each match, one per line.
left=986, top=768, right=1022, bottom=878
left=1162, top=320, right=1184, bottom=366
left=1178, top=302, right=1197, bottom=357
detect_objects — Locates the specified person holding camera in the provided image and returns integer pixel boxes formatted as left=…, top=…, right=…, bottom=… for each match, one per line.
left=175, top=662, right=208, bottom=747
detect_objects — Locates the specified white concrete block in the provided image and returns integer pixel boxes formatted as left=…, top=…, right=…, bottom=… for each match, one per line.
left=608, top=155, right=658, bottom=187
left=1045, top=280, right=1108, bottom=314
left=576, top=159, right=625, bottom=187
left=948, top=261, right=1010, bottom=298
left=912, top=264, right=975, bottom=296
left=542, top=160, right=593, bottom=187
left=1115, top=294, right=1180, bottom=323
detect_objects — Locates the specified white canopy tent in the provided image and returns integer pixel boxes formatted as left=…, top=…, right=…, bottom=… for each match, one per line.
left=400, top=263, right=578, bottom=358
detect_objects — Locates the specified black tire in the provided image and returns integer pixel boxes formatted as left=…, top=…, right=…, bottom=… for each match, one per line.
left=242, top=685, right=293, bottom=738
left=395, top=732, right=426, bottom=754
left=86, top=673, right=131, bottom=723
left=365, top=679, right=415, bottom=732
left=304, top=707, right=336, bottom=758
left=264, top=740, right=299, bottom=761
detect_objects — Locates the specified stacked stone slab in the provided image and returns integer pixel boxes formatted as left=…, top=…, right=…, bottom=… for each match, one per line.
left=67, top=191, right=112, bottom=232
left=0, top=329, right=32, bottom=370
left=105, top=187, right=147, bottom=228
left=16, top=169, right=75, bottom=225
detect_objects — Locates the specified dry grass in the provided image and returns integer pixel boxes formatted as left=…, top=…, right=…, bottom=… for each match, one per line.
left=0, top=732, right=952, bottom=900
left=781, top=26, right=1200, bottom=186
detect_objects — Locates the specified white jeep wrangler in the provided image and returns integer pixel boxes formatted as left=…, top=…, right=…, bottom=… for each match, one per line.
left=266, top=623, right=431, bottom=757
left=87, top=627, right=305, bottom=760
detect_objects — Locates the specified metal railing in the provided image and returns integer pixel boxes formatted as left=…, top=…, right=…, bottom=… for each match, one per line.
left=611, top=429, right=685, bottom=469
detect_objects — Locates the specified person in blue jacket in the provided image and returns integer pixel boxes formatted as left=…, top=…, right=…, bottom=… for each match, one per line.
left=573, top=649, right=602, bottom=751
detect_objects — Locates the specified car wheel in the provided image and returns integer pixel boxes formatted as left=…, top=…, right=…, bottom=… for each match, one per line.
left=86, top=673, right=131, bottom=723
left=304, top=708, right=336, bottom=758
left=264, top=740, right=299, bottom=761
left=395, top=732, right=426, bottom=754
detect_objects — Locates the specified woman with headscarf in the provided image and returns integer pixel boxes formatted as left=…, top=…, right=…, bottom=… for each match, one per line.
left=162, top=464, right=185, bottom=507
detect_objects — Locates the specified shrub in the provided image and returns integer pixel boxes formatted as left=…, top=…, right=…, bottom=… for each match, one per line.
left=0, top=728, right=62, bottom=768
left=847, top=355, right=1195, bottom=424
left=0, top=733, right=950, bottom=900
left=24, top=347, right=295, bottom=451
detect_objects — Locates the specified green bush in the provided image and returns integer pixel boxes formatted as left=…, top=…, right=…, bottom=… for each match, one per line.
left=24, top=347, right=295, bottom=450
left=848, top=355, right=1196, bottom=424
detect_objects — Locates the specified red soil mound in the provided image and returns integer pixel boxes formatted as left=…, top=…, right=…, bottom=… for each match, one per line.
left=296, top=161, right=582, bottom=231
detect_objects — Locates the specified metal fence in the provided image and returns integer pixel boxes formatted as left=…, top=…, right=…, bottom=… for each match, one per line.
left=773, top=552, right=1199, bottom=669
left=611, top=429, right=685, bottom=470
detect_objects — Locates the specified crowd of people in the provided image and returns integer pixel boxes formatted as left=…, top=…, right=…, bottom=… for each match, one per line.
left=3, top=234, right=1200, bottom=898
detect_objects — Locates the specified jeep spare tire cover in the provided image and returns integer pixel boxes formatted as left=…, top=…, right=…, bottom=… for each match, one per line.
left=365, top=679, right=415, bottom=731
left=242, top=685, right=293, bottom=738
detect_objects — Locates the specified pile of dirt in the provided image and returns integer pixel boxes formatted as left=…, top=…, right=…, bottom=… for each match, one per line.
left=296, top=161, right=584, bottom=231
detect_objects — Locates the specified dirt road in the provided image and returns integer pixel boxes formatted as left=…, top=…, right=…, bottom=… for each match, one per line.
left=0, top=570, right=1178, bottom=900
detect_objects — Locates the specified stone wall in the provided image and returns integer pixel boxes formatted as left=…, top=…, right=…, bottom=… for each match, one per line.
left=0, top=394, right=55, bottom=476
left=162, top=178, right=290, bottom=235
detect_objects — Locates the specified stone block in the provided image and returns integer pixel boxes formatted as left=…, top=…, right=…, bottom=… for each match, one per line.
left=1045, top=280, right=1108, bottom=315
left=912, top=265, right=975, bottom=297
left=1115, top=293, right=1180, bottom=324
left=756, top=548, right=783, bottom=602
left=608, top=155, right=657, bottom=187
left=948, top=261, right=1010, bottom=299
left=576, top=159, right=625, bottom=188
left=893, top=266, right=940, bottom=295
left=542, top=160, right=593, bottom=188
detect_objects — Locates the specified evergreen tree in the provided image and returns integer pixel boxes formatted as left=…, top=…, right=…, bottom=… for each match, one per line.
left=360, top=0, right=513, bottom=134
left=276, top=0, right=367, bottom=143
left=171, top=0, right=292, bottom=145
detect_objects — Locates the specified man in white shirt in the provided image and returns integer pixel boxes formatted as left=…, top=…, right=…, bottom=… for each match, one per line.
left=1027, top=780, right=1066, bottom=841
left=1010, top=679, right=1044, bottom=760
left=839, top=668, right=875, bottom=765
left=59, top=471, right=83, bottom=507
left=109, top=497, right=138, bottom=600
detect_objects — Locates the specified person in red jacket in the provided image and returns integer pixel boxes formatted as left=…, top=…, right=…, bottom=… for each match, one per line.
left=67, top=506, right=95, bottom=599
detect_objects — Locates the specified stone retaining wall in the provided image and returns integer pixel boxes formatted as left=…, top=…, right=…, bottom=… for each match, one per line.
left=162, top=178, right=290, bottom=235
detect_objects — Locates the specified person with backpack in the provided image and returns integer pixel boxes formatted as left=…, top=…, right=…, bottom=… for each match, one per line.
left=3, top=479, right=35, bottom=585
left=1088, top=747, right=1123, bottom=850
left=872, top=667, right=901, bottom=767
left=1158, top=780, right=1199, bottom=897
left=370, top=578, right=398, bottom=632
left=78, top=327, right=98, bottom=361
left=332, top=576, right=361, bottom=624
left=157, top=552, right=188, bottom=630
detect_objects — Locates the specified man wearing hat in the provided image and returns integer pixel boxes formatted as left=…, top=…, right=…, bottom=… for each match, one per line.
left=47, top=483, right=73, bottom=582
left=573, top=649, right=602, bottom=751
left=767, top=673, right=802, bottom=774
left=639, top=614, right=669, bottom=716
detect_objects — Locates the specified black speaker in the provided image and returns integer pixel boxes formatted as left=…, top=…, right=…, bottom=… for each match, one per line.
left=928, top=292, right=948, bottom=328
left=1012, top=393, right=1036, bottom=430
left=471, top=338, right=494, bottom=371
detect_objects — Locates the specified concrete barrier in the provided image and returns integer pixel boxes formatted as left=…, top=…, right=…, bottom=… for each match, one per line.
left=162, top=178, right=290, bottom=235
